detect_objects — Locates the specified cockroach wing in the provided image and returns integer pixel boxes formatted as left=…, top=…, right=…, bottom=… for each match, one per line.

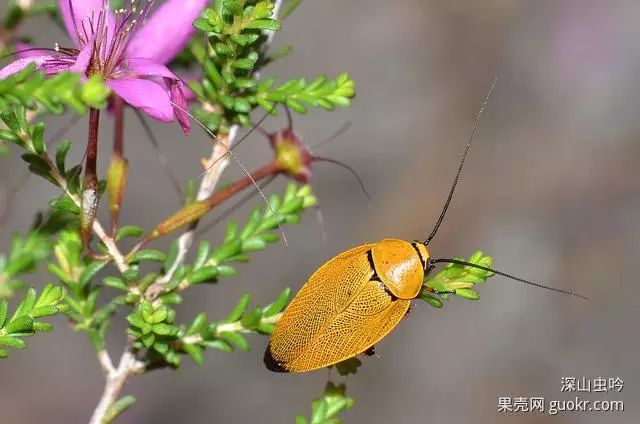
left=266, top=244, right=373, bottom=372
left=266, top=244, right=410, bottom=372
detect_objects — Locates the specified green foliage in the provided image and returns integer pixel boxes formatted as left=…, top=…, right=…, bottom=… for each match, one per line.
left=334, top=357, right=362, bottom=377
left=255, top=73, right=355, bottom=114
left=0, top=105, right=85, bottom=193
left=161, top=183, right=317, bottom=293
left=189, top=0, right=355, bottom=133
left=296, top=382, right=354, bottom=424
left=421, top=251, right=495, bottom=307
left=0, top=284, right=67, bottom=358
left=49, top=229, right=122, bottom=351
left=104, top=395, right=136, bottom=424
left=126, top=288, right=290, bottom=368
left=0, top=65, right=110, bottom=114
left=0, top=232, right=51, bottom=299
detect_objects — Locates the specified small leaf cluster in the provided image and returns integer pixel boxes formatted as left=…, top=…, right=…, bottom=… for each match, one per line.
left=127, top=300, right=178, bottom=360
left=179, top=287, right=290, bottom=364
left=0, top=284, right=67, bottom=358
left=126, top=288, right=290, bottom=368
left=0, top=231, right=51, bottom=299
left=0, top=105, right=85, bottom=194
left=255, top=73, right=355, bottom=114
left=420, top=251, right=494, bottom=308
left=0, top=65, right=110, bottom=114
left=189, top=1, right=355, bottom=133
left=49, top=229, right=120, bottom=351
left=296, top=382, right=355, bottom=424
left=159, top=183, right=317, bottom=294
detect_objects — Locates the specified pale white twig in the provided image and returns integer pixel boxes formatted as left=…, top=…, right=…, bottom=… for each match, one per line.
left=88, top=350, right=144, bottom=424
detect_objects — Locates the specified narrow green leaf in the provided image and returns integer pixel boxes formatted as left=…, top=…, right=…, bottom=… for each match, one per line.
left=245, top=19, right=280, bottom=31
left=55, top=139, right=71, bottom=173
left=187, top=266, right=219, bottom=285
left=187, top=313, right=208, bottom=336
left=263, top=287, right=291, bottom=317
left=152, top=323, right=178, bottom=336
left=202, top=339, right=232, bottom=352
left=4, top=315, right=33, bottom=334
left=0, top=336, right=27, bottom=349
left=131, top=249, right=166, bottom=263
left=12, top=288, right=36, bottom=319
left=79, top=261, right=108, bottom=287
left=223, top=293, right=250, bottom=323
left=183, top=344, right=204, bottom=365
left=103, top=277, right=129, bottom=291
left=0, top=301, right=7, bottom=328
left=104, top=395, right=136, bottom=424
left=115, top=225, right=144, bottom=241
left=218, top=331, right=249, bottom=352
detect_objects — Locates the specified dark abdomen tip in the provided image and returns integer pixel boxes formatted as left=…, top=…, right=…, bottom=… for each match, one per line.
left=264, top=344, right=289, bottom=373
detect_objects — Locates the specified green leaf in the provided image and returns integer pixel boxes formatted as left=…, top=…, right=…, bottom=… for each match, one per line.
left=262, top=287, right=291, bottom=317
left=193, top=241, right=211, bottom=269
left=183, top=344, right=204, bottom=365
left=218, top=331, right=249, bottom=352
left=0, top=302, right=7, bottom=328
left=11, top=288, right=36, bottom=320
left=115, top=225, right=144, bottom=241
left=31, top=122, right=46, bottom=154
left=187, top=313, right=208, bottom=336
left=79, top=261, right=108, bottom=287
left=152, top=323, right=178, bottom=336
left=104, top=395, right=136, bottom=424
left=131, top=249, right=166, bottom=263
left=55, top=139, right=71, bottom=173
left=245, top=19, right=280, bottom=31
left=4, top=315, right=33, bottom=334
left=0, top=335, right=27, bottom=349
left=103, top=277, right=129, bottom=291
left=240, top=307, right=262, bottom=329
left=187, top=266, right=219, bottom=285
left=224, top=293, right=251, bottom=323
left=335, top=357, right=362, bottom=376
left=202, top=339, right=233, bottom=352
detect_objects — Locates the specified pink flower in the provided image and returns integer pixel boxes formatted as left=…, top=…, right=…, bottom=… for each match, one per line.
left=0, top=0, right=208, bottom=133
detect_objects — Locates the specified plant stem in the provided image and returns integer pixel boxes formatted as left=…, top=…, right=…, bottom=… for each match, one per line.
left=81, top=108, right=100, bottom=256
left=89, top=350, right=144, bottom=424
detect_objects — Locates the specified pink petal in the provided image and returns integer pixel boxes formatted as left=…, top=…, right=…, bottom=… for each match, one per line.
left=124, top=57, right=179, bottom=80
left=14, top=43, right=44, bottom=58
left=107, top=77, right=174, bottom=122
left=59, top=0, right=115, bottom=47
left=0, top=56, right=67, bottom=79
left=69, top=33, right=96, bottom=74
left=170, top=80, right=191, bottom=134
left=127, top=0, right=208, bottom=64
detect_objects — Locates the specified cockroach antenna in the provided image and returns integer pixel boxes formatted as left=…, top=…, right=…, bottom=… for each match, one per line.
left=422, top=77, right=587, bottom=300
left=424, top=77, right=497, bottom=246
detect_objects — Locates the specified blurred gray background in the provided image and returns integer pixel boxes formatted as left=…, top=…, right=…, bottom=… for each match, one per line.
left=1, top=0, right=638, bottom=423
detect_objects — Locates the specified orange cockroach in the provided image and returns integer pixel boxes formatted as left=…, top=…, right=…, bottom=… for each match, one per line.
left=264, top=79, right=587, bottom=373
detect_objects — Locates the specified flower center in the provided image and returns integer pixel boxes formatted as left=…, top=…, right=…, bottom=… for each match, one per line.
left=68, top=0, right=155, bottom=78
